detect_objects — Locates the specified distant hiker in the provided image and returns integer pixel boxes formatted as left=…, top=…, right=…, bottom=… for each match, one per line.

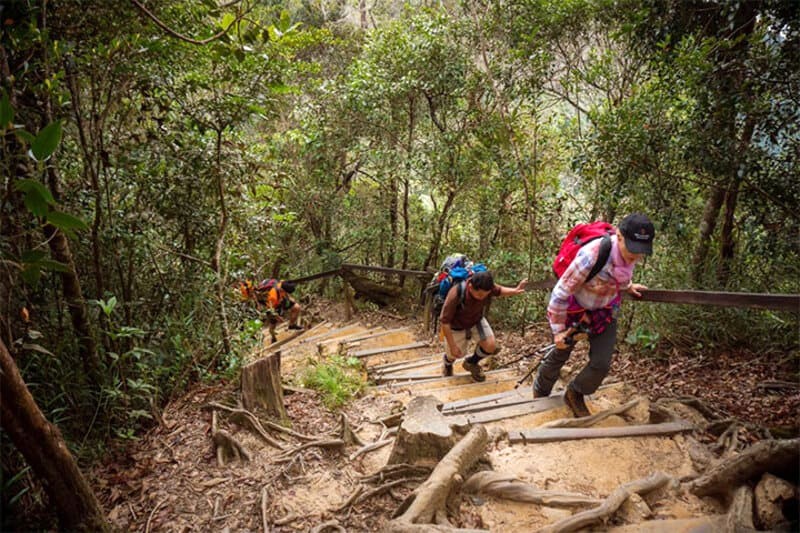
left=440, top=270, right=528, bottom=381
left=266, top=280, right=303, bottom=342
left=534, top=213, right=654, bottom=417
left=239, top=278, right=303, bottom=342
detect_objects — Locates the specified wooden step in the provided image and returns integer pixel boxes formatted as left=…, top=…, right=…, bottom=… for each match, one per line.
left=508, top=421, right=694, bottom=444
left=351, top=341, right=429, bottom=358
left=388, top=376, right=520, bottom=405
left=443, top=395, right=568, bottom=426
left=342, top=327, right=411, bottom=345
left=369, top=354, right=440, bottom=373
left=441, top=383, right=617, bottom=415
left=316, top=326, right=384, bottom=349
left=298, top=323, right=363, bottom=344
left=376, top=368, right=517, bottom=391
left=347, top=330, right=419, bottom=352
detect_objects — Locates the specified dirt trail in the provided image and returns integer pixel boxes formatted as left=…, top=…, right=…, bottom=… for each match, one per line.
left=94, top=301, right=798, bottom=532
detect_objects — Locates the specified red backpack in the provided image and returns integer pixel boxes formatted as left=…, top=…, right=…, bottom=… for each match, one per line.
left=552, top=222, right=614, bottom=281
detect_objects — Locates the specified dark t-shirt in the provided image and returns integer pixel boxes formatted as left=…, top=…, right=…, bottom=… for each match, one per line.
left=439, top=281, right=501, bottom=330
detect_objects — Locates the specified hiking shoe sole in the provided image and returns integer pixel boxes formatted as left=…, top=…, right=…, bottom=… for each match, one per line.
left=462, top=360, right=486, bottom=382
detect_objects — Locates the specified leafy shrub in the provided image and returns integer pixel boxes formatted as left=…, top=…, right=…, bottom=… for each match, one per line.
left=300, top=355, right=366, bottom=409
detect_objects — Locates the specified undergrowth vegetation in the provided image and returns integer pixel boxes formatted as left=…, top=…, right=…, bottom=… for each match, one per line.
left=299, top=355, right=367, bottom=409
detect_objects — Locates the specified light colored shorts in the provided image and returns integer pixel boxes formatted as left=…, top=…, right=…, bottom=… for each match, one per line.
left=444, top=317, right=494, bottom=360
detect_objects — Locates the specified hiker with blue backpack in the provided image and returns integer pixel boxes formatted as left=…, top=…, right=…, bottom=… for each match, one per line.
left=533, top=213, right=654, bottom=417
left=439, top=269, right=528, bottom=381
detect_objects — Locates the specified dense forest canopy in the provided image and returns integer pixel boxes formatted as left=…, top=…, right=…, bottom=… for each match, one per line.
left=1, top=0, right=798, bottom=528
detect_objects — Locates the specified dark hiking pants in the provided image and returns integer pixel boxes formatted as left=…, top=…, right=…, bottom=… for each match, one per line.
left=533, top=319, right=617, bottom=397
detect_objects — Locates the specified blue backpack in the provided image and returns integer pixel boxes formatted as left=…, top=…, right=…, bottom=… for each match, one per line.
left=429, top=256, right=488, bottom=333
left=437, top=263, right=488, bottom=301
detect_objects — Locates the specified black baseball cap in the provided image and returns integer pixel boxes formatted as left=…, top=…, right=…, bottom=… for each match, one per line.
left=619, top=213, right=655, bottom=255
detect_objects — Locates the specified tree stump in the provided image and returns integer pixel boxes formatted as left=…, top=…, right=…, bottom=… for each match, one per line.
left=388, top=425, right=489, bottom=531
left=688, top=438, right=800, bottom=497
left=241, top=352, right=288, bottom=422
left=387, top=396, right=469, bottom=466
left=754, top=473, right=796, bottom=530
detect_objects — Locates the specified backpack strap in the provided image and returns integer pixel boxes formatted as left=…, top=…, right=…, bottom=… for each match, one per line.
left=456, top=280, right=467, bottom=309
left=586, top=235, right=612, bottom=283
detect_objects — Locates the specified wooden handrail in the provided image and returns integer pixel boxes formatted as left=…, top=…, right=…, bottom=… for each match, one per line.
left=341, top=263, right=434, bottom=278
left=286, top=264, right=799, bottom=312
left=625, top=289, right=799, bottom=313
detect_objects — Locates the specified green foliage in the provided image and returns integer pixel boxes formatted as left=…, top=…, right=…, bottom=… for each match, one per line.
left=1, top=5, right=798, bottom=510
left=625, top=326, right=661, bottom=352
left=299, top=355, right=366, bottom=409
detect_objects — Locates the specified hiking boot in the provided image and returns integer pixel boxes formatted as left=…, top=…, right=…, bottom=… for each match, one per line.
left=533, top=388, right=549, bottom=399
left=288, top=324, right=303, bottom=330
left=564, top=387, right=591, bottom=418
left=462, top=360, right=486, bottom=382
left=442, top=362, right=453, bottom=377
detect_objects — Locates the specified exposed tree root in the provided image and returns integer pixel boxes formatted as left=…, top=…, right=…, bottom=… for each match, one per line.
left=350, top=437, right=394, bottom=460
left=210, top=410, right=251, bottom=466
left=541, top=399, right=641, bottom=429
left=260, top=487, right=269, bottom=533
left=668, top=396, right=724, bottom=421
left=372, top=412, right=404, bottom=428
left=340, top=413, right=365, bottom=446
left=260, top=419, right=316, bottom=441
left=204, top=402, right=286, bottom=450
left=688, top=438, right=800, bottom=497
left=462, top=471, right=602, bottom=508
left=538, top=472, right=671, bottom=533
left=213, top=429, right=252, bottom=465
left=385, top=525, right=487, bottom=532
left=360, top=463, right=432, bottom=484
left=725, top=485, right=756, bottom=531
left=310, top=519, right=346, bottom=533
left=205, top=401, right=316, bottom=442
left=274, top=439, right=345, bottom=463
left=145, top=497, right=167, bottom=533
left=388, top=425, right=488, bottom=530
left=333, top=485, right=364, bottom=513
left=355, top=476, right=429, bottom=505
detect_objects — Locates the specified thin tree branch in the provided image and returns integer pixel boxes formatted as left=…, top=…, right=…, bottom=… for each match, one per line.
left=129, top=0, right=246, bottom=45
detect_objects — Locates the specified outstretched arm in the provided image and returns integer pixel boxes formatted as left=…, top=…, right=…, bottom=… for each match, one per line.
left=497, top=278, right=528, bottom=297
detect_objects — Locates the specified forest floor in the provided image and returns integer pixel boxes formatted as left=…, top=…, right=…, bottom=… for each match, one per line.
left=91, top=297, right=799, bottom=532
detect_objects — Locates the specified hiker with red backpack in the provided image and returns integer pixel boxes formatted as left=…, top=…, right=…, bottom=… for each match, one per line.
left=533, top=213, right=655, bottom=417
left=240, top=279, right=303, bottom=343
left=440, top=270, right=528, bottom=381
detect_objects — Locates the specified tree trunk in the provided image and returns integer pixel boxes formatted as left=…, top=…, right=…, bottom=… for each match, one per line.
left=692, top=183, right=725, bottom=286
left=65, top=59, right=105, bottom=300
left=388, top=173, right=398, bottom=269
left=359, top=0, right=368, bottom=29
left=211, top=129, right=232, bottom=355
left=716, top=115, right=755, bottom=287
left=400, top=95, right=415, bottom=287
left=44, top=223, right=105, bottom=390
left=716, top=177, right=740, bottom=287
left=400, top=176, right=410, bottom=287
left=0, top=338, right=110, bottom=532
left=422, top=189, right=457, bottom=271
